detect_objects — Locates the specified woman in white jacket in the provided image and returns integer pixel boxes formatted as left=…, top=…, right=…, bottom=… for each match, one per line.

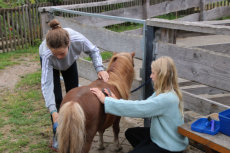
left=39, top=19, right=109, bottom=150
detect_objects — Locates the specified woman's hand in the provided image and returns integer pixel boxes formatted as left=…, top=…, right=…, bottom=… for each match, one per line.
left=98, top=71, right=109, bottom=82
left=52, top=112, right=59, bottom=123
left=90, top=88, right=106, bottom=104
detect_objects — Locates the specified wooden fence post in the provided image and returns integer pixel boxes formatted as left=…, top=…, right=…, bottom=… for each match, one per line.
left=22, top=6, right=28, bottom=48
left=18, top=6, right=24, bottom=49
left=0, top=11, right=3, bottom=53
left=3, top=9, right=8, bottom=52
left=40, top=11, right=54, bottom=39
left=161, top=28, right=176, bottom=44
left=27, top=4, right=34, bottom=45
left=11, top=9, right=16, bottom=50
left=142, top=0, right=150, bottom=19
left=199, top=0, right=205, bottom=21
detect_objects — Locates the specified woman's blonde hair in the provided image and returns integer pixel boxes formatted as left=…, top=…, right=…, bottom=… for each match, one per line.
left=151, top=56, right=184, bottom=116
left=46, top=19, right=69, bottom=49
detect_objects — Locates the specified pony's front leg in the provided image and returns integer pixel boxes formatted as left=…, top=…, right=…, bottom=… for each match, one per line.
left=98, top=131, right=105, bottom=150
left=112, top=117, right=122, bottom=151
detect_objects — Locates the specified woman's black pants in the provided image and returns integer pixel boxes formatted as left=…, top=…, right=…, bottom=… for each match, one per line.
left=125, top=127, right=183, bottom=153
left=52, top=61, right=79, bottom=111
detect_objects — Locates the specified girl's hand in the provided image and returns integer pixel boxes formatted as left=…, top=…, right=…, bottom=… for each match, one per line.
left=90, top=88, right=106, bottom=104
left=98, top=71, right=109, bottom=82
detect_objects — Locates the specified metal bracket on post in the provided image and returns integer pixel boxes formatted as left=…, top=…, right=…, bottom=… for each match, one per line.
left=141, top=25, right=155, bottom=127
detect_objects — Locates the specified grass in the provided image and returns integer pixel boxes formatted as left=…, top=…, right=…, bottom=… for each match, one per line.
left=0, top=47, right=55, bottom=153
left=0, top=46, right=39, bottom=70
left=105, top=22, right=143, bottom=33
left=217, top=16, right=230, bottom=20
left=84, top=51, right=113, bottom=62
left=0, top=0, right=48, bottom=8
left=155, top=13, right=186, bottom=20
left=0, top=71, right=54, bottom=153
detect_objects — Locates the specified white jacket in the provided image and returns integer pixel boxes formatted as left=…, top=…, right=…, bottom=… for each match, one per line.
left=39, top=28, right=104, bottom=113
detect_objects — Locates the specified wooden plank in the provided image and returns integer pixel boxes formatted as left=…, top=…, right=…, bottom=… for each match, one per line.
left=157, top=42, right=230, bottom=91
left=15, top=9, right=19, bottom=48
left=73, top=5, right=144, bottom=27
left=38, top=0, right=134, bottom=12
left=11, top=9, right=16, bottom=50
left=143, top=0, right=150, bottom=19
left=18, top=7, right=24, bottom=49
left=182, top=90, right=230, bottom=115
left=179, top=81, right=200, bottom=87
left=197, top=43, right=230, bottom=55
left=148, top=0, right=200, bottom=18
left=2, top=9, right=7, bottom=52
left=178, top=77, right=190, bottom=83
left=32, top=5, right=36, bottom=40
left=160, top=29, right=176, bottom=44
left=200, top=20, right=230, bottom=25
left=56, top=16, right=143, bottom=59
left=35, top=5, right=39, bottom=39
left=176, top=12, right=200, bottom=22
left=204, top=6, right=230, bottom=21
left=7, top=10, right=13, bottom=52
left=39, top=10, right=42, bottom=39
left=25, top=6, right=31, bottom=46
left=183, top=86, right=228, bottom=95
left=211, top=96, right=230, bottom=106
left=180, top=85, right=207, bottom=90
left=199, top=0, right=205, bottom=21
left=22, top=6, right=27, bottom=47
left=178, top=121, right=230, bottom=153
left=205, top=0, right=227, bottom=4
left=199, top=93, right=230, bottom=99
left=147, top=18, right=230, bottom=35
left=27, top=5, right=33, bottom=46
left=0, top=13, right=4, bottom=52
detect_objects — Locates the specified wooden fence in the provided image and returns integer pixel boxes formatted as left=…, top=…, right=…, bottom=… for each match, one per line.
left=0, top=3, right=52, bottom=53
left=146, top=18, right=230, bottom=114
left=1, top=0, right=230, bottom=53
left=0, top=0, right=105, bottom=53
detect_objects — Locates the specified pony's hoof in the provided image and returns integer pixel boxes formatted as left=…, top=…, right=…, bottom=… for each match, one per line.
left=98, top=146, right=105, bottom=150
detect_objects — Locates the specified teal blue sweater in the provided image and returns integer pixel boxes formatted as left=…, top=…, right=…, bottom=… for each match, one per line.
left=104, top=91, right=188, bottom=152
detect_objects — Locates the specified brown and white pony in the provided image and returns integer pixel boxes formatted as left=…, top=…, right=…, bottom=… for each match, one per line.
left=57, top=52, right=135, bottom=153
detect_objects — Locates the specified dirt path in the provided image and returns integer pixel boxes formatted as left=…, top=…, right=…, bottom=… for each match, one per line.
left=0, top=56, right=40, bottom=93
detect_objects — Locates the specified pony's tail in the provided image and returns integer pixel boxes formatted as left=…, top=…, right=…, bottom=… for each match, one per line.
left=57, top=101, right=85, bottom=153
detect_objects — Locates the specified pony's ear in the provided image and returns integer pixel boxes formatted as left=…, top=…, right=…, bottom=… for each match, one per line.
left=113, top=52, right=117, bottom=55
left=131, top=52, right=135, bottom=57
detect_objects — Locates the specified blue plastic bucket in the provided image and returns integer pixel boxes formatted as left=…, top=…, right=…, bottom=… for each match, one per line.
left=219, top=109, right=230, bottom=136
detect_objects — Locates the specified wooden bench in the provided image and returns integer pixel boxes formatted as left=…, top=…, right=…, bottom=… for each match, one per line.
left=178, top=120, right=230, bottom=153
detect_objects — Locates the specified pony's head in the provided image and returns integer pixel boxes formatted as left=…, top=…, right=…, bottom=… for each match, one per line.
left=107, top=52, right=135, bottom=99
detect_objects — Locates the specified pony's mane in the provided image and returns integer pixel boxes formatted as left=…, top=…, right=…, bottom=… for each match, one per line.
left=107, top=53, right=134, bottom=99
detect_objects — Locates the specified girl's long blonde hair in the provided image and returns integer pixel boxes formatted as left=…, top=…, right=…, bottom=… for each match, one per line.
left=151, top=56, right=184, bottom=117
